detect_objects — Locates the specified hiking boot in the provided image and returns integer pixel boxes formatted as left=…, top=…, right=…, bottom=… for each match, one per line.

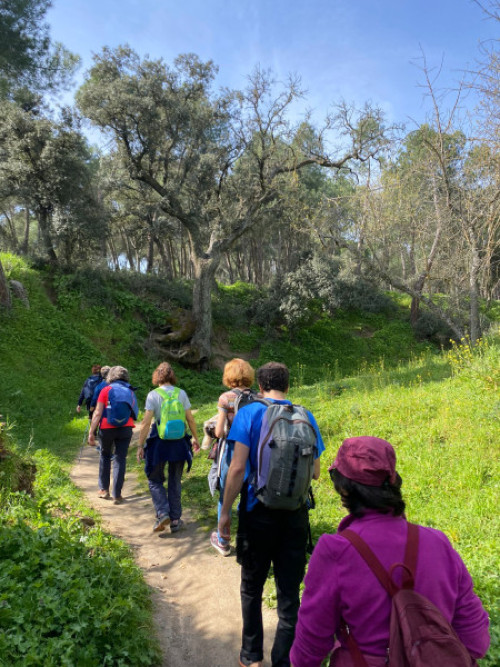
left=239, top=656, right=263, bottom=667
left=97, top=489, right=110, bottom=499
left=170, top=519, right=184, bottom=533
left=210, top=531, right=230, bottom=556
left=113, top=496, right=124, bottom=505
left=153, top=514, right=171, bottom=532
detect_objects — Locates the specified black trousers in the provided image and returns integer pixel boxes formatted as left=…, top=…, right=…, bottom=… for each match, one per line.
left=238, top=501, right=309, bottom=667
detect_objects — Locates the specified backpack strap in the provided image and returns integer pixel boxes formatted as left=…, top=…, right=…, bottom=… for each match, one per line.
left=400, top=522, right=419, bottom=589
left=341, top=521, right=419, bottom=595
left=340, top=522, right=419, bottom=667
left=155, top=386, right=180, bottom=401
left=339, top=620, right=370, bottom=667
left=341, top=528, right=399, bottom=597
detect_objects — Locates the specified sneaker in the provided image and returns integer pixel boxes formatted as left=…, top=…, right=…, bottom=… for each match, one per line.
left=153, top=514, right=171, bottom=532
left=210, top=531, right=230, bottom=556
left=113, top=496, right=124, bottom=505
left=97, top=489, right=110, bottom=499
left=170, top=519, right=184, bottom=533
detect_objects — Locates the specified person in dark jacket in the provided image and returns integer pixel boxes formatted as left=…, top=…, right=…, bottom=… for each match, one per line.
left=76, top=364, right=102, bottom=418
left=290, top=436, right=490, bottom=667
left=89, top=365, right=111, bottom=413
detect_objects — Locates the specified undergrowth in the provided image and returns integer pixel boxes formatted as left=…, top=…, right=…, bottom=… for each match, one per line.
left=0, top=435, right=161, bottom=666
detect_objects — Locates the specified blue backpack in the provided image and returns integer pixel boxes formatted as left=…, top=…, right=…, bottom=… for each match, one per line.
left=83, top=374, right=101, bottom=404
left=107, top=381, right=138, bottom=426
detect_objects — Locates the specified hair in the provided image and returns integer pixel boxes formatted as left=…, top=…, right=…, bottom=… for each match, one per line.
left=257, top=362, right=289, bottom=393
left=222, top=358, right=255, bottom=389
left=100, top=365, right=111, bottom=380
left=107, top=365, right=130, bottom=383
left=330, top=468, right=405, bottom=518
left=152, top=362, right=177, bottom=386
left=91, top=364, right=102, bottom=374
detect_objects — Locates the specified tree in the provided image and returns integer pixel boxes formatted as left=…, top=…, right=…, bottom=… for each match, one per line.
left=0, top=0, right=78, bottom=99
left=77, top=47, right=389, bottom=366
left=0, top=102, right=107, bottom=264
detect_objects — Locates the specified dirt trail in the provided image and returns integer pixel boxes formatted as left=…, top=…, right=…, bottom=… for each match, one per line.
left=71, top=433, right=277, bottom=667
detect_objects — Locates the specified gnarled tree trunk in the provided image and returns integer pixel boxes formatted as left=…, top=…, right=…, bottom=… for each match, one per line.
left=0, top=257, right=11, bottom=309
left=38, top=206, right=58, bottom=264
left=190, top=252, right=220, bottom=369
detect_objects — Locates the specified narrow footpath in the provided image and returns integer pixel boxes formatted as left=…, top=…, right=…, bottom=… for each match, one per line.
left=71, top=433, right=276, bottom=667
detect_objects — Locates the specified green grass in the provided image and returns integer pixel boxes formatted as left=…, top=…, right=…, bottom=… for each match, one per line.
left=0, top=254, right=498, bottom=665
left=187, top=344, right=500, bottom=666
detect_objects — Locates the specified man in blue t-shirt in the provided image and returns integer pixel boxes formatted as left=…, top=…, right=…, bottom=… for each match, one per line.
left=219, top=362, right=325, bottom=667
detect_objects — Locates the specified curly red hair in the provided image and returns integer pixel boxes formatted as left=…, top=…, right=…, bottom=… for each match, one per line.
left=222, top=358, right=255, bottom=389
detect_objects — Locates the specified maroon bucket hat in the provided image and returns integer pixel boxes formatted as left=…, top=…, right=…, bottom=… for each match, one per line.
left=329, top=436, right=397, bottom=486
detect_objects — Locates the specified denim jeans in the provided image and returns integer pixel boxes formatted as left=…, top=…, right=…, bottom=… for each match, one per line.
left=98, top=426, right=133, bottom=498
left=147, top=460, right=184, bottom=521
left=238, top=502, right=309, bottom=667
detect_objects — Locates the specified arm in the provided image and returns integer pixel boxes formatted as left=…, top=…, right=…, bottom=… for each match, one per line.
left=214, top=409, right=227, bottom=439
left=185, top=409, right=200, bottom=452
left=218, top=441, right=249, bottom=542
left=136, top=410, right=154, bottom=462
left=307, top=411, right=324, bottom=481
left=451, top=553, right=490, bottom=658
left=290, top=536, right=340, bottom=667
left=76, top=386, right=85, bottom=412
left=88, top=402, right=104, bottom=446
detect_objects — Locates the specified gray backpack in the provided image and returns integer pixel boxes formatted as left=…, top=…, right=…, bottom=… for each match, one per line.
left=253, top=401, right=317, bottom=510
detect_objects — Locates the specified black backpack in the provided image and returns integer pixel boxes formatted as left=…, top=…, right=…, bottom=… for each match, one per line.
left=232, top=387, right=259, bottom=415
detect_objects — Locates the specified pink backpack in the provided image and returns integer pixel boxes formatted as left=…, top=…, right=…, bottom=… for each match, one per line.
left=340, top=523, right=474, bottom=667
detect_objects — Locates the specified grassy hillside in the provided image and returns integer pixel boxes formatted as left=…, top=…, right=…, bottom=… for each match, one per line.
left=0, top=253, right=498, bottom=665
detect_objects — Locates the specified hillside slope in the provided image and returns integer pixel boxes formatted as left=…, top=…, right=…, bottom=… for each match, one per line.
left=0, top=254, right=498, bottom=665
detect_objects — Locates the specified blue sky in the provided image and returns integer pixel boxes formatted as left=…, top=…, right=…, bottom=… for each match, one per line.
left=47, top=0, right=496, bottom=135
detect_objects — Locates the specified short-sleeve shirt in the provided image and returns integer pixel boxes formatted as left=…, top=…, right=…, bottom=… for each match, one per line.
left=97, top=384, right=136, bottom=429
left=228, top=398, right=325, bottom=512
left=217, top=389, right=243, bottom=428
left=145, top=384, right=191, bottom=424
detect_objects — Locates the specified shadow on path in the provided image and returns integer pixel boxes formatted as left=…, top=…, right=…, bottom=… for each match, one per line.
left=71, top=441, right=276, bottom=667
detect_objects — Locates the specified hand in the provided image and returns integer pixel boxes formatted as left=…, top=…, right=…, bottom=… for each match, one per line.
left=88, top=432, right=96, bottom=447
left=192, top=439, right=200, bottom=454
left=137, top=445, right=145, bottom=462
left=76, top=405, right=81, bottom=414
left=218, top=510, right=231, bottom=543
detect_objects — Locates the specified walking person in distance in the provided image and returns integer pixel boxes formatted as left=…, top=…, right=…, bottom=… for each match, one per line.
left=88, top=365, right=138, bottom=504
left=137, top=362, right=200, bottom=534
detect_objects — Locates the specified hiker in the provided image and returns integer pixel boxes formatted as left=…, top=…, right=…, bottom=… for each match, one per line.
left=76, top=364, right=102, bottom=418
left=137, top=362, right=200, bottom=534
left=210, top=358, right=257, bottom=556
left=88, top=365, right=138, bottom=505
left=218, top=362, right=325, bottom=667
left=89, top=365, right=111, bottom=414
left=289, top=436, right=490, bottom=667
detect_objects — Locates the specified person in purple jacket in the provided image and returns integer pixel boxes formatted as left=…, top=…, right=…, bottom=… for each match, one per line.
left=290, top=436, right=490, bottom=667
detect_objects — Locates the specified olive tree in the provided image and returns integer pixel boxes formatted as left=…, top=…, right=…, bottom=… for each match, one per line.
left=77, top=47, right=389, bottom=366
